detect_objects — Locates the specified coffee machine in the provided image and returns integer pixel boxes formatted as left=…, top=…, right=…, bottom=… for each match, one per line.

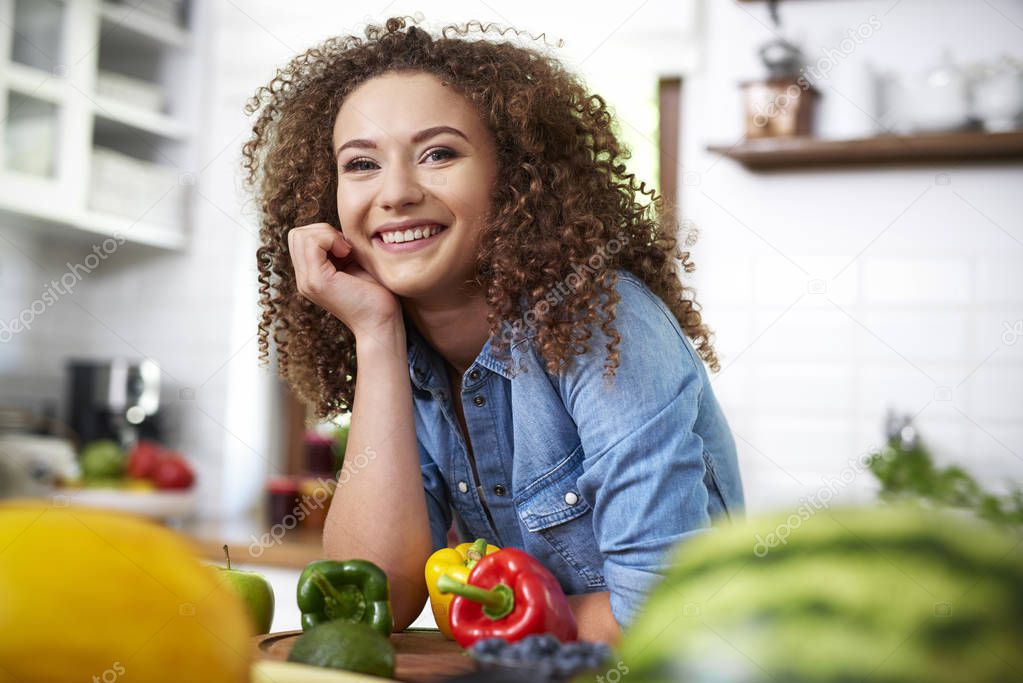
left=65, top=358, right=162, bottom=450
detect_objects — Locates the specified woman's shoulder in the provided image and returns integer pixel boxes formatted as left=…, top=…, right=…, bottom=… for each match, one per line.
left=546, top=267, right=706, bottom=386
left=506, top=267, right=705, bottom=382
left=594, top=269, right=698, bottom=361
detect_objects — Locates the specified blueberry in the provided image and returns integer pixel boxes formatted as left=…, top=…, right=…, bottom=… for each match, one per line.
left=563, top=650, right=589, bottom=666
left=473, top=638, right=504, bottom=656
left=552, top=657, right=581, bottom=678
left=536, top=634, right=561, bottom=655
left=519, top=637, right=545, bottom=659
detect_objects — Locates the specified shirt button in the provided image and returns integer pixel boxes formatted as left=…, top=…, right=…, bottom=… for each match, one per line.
left=472, top=395, right=486, bottom=407
left=493, top=484, right=507, bottom=497
left=469, top=369, right=481, bottom=381
left=564, top=491, right=579, bottom=505
left=457, top=481, right=469, bottom=493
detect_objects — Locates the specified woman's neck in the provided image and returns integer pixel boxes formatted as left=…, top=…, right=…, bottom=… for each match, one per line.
left=402, top=289, right=492, bottom=377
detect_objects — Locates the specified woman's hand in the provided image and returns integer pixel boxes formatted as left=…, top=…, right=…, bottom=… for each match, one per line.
left=287, top=222, right=400, bottom=337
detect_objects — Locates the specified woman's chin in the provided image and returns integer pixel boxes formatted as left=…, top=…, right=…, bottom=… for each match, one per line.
left=382, top=269, right=476, bottom=304
left=377, top=271, right=440, bottom=301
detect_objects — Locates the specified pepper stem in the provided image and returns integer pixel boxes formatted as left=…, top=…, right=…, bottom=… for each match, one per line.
left=436, top=573, right=514, bottom=620
left=309, top=569, right=366, bottom=622
left=223, top=544, right=232, bottom=570
left=465, top=538, right=488, bottom=569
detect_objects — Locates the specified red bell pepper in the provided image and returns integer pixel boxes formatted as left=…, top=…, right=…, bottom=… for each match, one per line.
left=436, top=547, right=578, bottom=648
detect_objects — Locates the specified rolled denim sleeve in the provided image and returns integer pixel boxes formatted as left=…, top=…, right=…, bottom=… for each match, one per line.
left=559, top=275, right=714, bottom=629
left=418, top=435, right=453, bottom=553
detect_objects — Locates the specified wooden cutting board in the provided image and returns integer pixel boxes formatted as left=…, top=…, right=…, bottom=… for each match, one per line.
left=255, top=628, right=477, bottom=682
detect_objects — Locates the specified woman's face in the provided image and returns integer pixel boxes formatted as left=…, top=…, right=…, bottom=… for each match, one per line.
left=332, top=71, right=499, bottom=301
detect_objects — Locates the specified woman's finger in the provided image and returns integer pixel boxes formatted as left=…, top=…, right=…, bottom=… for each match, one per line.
left=329, top=232, right=353, bottom=259
left=291, top=224, right=341, bottom=294
left=288, top=226, right=310, bottom=285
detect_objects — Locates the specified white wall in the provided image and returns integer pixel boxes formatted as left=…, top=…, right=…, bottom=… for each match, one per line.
left=682, top=0, right=1023, bottom=512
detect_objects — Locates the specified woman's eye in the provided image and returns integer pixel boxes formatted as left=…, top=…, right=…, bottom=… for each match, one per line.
left=343, top=158, right=377, bottom=172
left=341, top=148, right=455, bottom=173
left=424, top=148, right=456, bottom=163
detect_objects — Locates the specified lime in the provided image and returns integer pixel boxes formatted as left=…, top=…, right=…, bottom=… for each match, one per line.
left=287, top=620, right=395, bottom=678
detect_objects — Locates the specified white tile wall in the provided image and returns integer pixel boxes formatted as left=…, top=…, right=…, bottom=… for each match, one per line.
left=686, top=0, right=1023, bottom=514
left=976, top=256, right=1023, bottom=303
left=861, top=258, right=971, bottom=305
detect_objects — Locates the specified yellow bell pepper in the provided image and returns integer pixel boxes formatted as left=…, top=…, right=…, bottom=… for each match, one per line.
left=424, top=537, right=500, bottom=638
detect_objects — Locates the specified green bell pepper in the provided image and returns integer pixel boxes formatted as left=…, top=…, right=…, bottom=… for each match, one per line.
left=296, top=559, right=393, bottom=637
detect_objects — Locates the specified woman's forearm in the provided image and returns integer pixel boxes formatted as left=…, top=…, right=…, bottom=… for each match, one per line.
left=566, top=591, right=622, bottom=645
left=322, top=320, right=434, bottom=631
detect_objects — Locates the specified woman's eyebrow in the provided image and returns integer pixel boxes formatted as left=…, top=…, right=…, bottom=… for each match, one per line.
left=334, top=125, right=469, bottom=160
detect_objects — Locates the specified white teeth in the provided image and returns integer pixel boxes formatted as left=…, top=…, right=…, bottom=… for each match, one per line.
left=382, top=224, right=443, bottom=244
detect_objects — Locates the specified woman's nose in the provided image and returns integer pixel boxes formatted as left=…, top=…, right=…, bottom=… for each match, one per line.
left=377, top=161, right=425, bottom=209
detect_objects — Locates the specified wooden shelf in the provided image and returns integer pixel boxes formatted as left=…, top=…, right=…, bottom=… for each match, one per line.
left=707, top=130, right=1023, bottom=170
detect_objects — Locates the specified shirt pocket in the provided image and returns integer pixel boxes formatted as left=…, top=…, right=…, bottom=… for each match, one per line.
left=515, top=444, right=607, bottom=590
left=702, top=449, right=733, bottom=522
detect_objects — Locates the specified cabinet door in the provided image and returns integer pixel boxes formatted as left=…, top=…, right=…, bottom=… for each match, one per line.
left=3, top=91, right=61, bottom=178
left=1, top=0, right=67, bottom=179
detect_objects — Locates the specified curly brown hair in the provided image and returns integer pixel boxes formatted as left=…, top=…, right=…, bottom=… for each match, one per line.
left=242, top=15, right=720, bottom=421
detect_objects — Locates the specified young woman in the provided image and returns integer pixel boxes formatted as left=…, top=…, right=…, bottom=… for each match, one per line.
left=242, top=16, right=744, bottom=643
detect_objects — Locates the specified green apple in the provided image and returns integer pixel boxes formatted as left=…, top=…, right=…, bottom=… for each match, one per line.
left=80, top=440, right=125, bottom=480
left=218, top=545, right=275, bottom=634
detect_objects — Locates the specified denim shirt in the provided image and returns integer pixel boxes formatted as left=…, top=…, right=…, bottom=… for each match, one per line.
left=407, top=268, right=744, bottom=629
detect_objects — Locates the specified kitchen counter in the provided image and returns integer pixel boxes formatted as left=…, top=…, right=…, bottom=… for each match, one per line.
left=171, top=511, right=325, bottom=569
left=171, top=509, right=442, bottom=632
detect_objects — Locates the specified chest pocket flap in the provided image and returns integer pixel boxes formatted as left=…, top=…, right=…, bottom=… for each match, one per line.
left=515, top=444, right=591, bottom=532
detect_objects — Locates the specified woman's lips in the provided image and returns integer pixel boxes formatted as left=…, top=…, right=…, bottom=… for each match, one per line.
left=373, top=225, right=448, bottom=253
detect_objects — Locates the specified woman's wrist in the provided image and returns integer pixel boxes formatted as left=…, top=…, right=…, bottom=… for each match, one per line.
left=566, top=591, right=623, bottom=646
left=353, top=316, right=407, bottom=361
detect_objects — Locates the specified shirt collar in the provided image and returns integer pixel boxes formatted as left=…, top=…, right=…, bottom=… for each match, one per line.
left=404, top=313, right=532, bottom=392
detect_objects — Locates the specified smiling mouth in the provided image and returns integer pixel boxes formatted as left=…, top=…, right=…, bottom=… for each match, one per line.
left=373, top=224, right=448, bottom=245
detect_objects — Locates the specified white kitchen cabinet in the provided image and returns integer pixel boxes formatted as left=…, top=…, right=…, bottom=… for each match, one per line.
left=0, top=0, right=208, bottom=249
